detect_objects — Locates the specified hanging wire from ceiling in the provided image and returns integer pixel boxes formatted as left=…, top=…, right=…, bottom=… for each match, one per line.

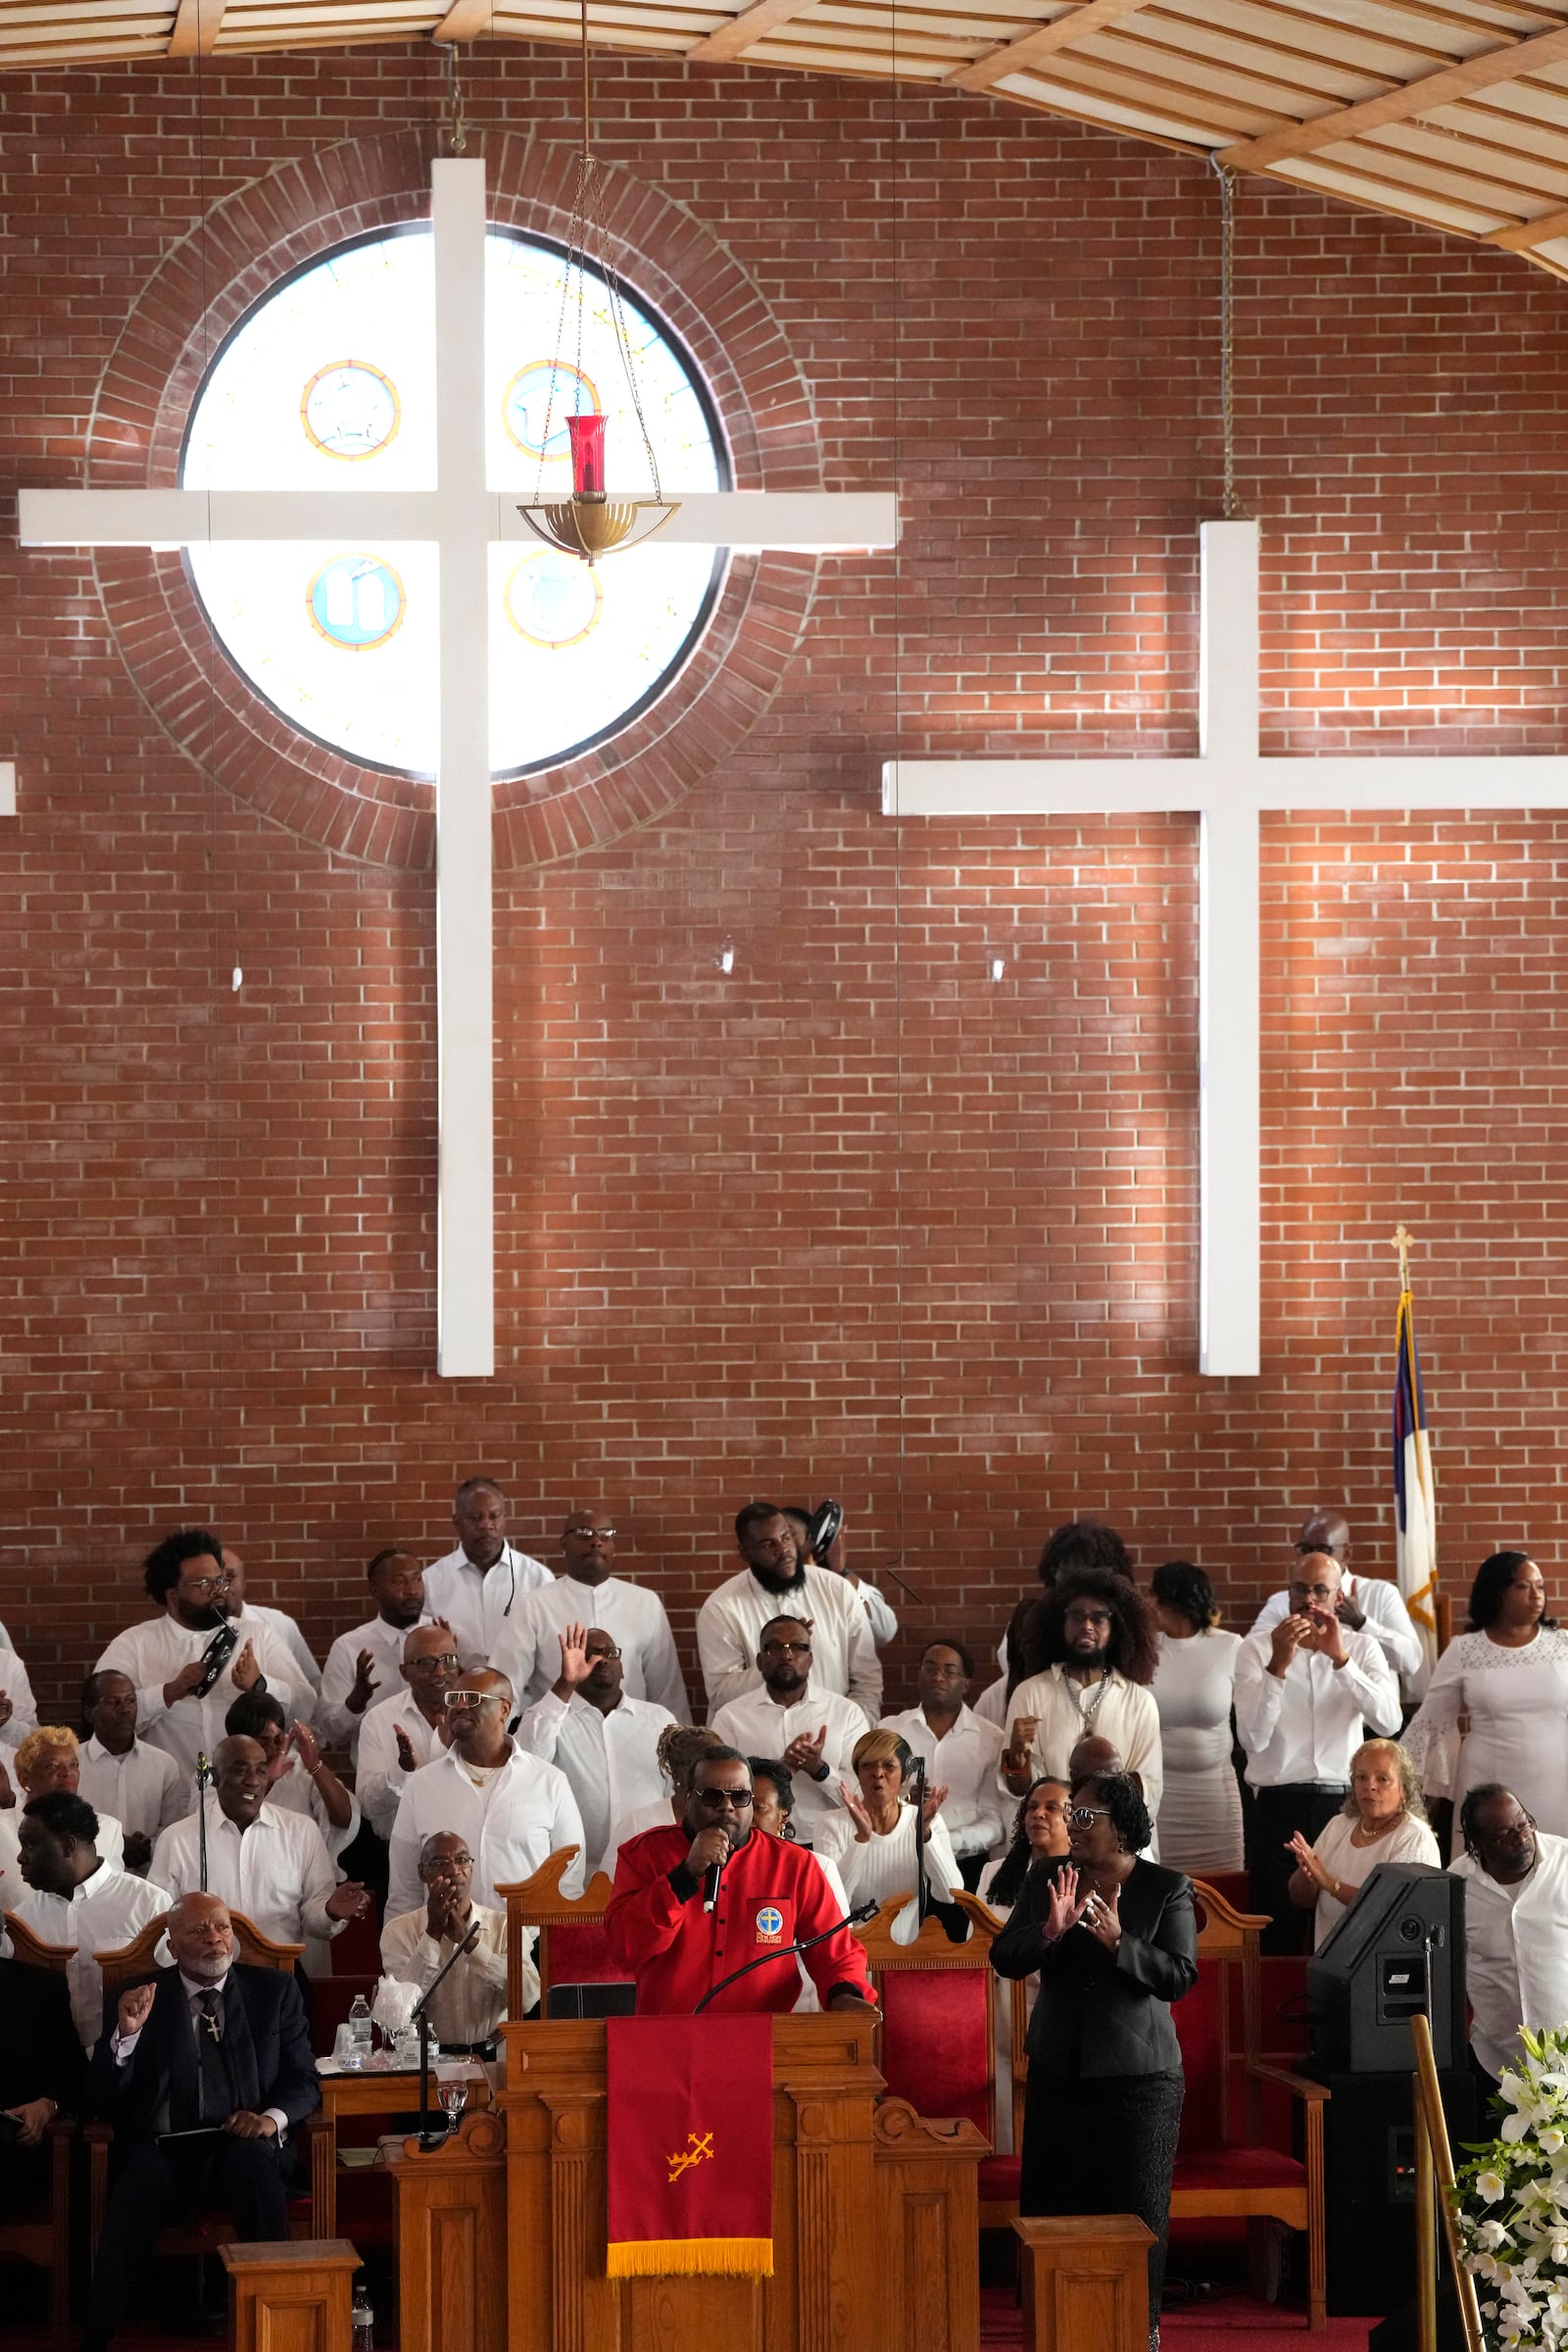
left=442, top=38, right=470, bottom=158
left=1208, top=154, right=1243, bottom=521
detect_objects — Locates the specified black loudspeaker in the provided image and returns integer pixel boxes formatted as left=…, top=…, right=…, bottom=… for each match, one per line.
left=1305, top=1863, right=1467, bottom=2074
left=1321, top=2068, right=1479, bottom=2319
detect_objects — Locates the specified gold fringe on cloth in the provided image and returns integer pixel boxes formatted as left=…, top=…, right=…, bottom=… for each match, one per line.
left=606, top=2235, right=774, bottom=2279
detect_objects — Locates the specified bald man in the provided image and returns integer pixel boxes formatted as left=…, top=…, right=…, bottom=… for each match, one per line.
left=82, top=1891, right=319, bottom=2352
left=1248, top=1509, right=1424, bottom=1684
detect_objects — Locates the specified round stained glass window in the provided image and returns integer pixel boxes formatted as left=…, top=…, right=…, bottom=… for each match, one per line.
left=179, top=227, right=728, bottom=779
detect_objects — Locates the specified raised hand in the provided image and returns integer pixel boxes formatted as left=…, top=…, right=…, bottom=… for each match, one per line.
left=0, top=1691, right=12, bottom=1732
left=230, top=1639, right=261, bottom=1692
left=920, top=1779, right=949, bottom=1825
left=394, top=1724, right=419, bottom=1773
left=1305, top=1602, right=1348, bottom=1666
left=838, top=1781, right=876, bottom=1842
left=291, top=1719, right=322, bottom=1776
left=117, top=1982, right=157, bottom=2039
left=1268, top=1616, right=1310, bottom=1676
left=266, top=1731, right=293, bottom=1787
left=1043, top=1864, right=1088, bottom=1944
left=347, top=1648, right=380, bottom=1715
left=0, top=1754, right=13, bottom=1810
left=556, top=1622, right=592, bottom=1691
left=783, top=1725, right=828, bottom=1781
left=1003, top=1715, right=1039, bottom=1777
left=1286, top=1828, right=1330, bottom=1888
left=324, top=1880, right=369, bottom=1922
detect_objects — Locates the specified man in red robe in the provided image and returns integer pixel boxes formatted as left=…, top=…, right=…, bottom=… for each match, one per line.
left=607, top=1748, right=875, bottom=2015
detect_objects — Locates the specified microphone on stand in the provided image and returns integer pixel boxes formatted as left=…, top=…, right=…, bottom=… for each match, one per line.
left=693, top=1901, right=880, bottom=2014
left=194, top=1752, right=213, bottom=1893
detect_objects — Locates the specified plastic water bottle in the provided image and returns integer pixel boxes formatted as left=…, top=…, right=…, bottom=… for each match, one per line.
left=351, top=2282, right=374, bottom=2352
left=347, top=1993, right=372, bottom=2063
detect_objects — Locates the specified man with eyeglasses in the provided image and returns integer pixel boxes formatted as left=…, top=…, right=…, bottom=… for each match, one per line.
left=385, top=1670, right=586, bottom=1921
left=1235, top=1547, right=1401, bottom=1950
left=422, top=1479, right=550, bottom=1671
left=315, top=1548, right=436, bottom=1756
left=490, top=1511, right=688, bottom=1718
left=514, top=1623, right=674, bottom=1877
left=608, top=1748, right=875, bottom=2015
left=95, top=1532, right=304, bottom=1791
left=1248, top=1509, right=1425, bottom=1687
left=355, top=1624, right=461, bottom=1844
left=710, top=1616, right=870, bottom=1841
left=696, top=1504, right=881, bottom=1720
left=380, top=1831, right=531, bottom=2052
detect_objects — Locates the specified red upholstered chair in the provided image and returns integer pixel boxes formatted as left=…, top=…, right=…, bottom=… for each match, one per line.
left=1168, top=1877, right=1329, bottom=2332
left=498, top=1845, right=623, bottom=2016
left=853, top=1891, right=1019, bottom=2225
left=1, top=1912, right=80, bottom=2343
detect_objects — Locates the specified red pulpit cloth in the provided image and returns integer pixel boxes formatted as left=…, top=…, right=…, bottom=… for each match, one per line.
left=606, top=2014, right=774, bottom=2278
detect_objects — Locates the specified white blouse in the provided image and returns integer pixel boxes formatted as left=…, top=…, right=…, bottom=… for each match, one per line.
left=1401, top=1627, right=1568, bottom=1850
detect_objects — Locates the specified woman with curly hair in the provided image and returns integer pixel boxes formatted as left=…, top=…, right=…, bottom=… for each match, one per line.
left=1286, top=1738, right=1439, bottom=1946
left=1001, top=1570, right=1163, bottom=1832
left=1402, top=1550, right=1568, bottom=1852
left=992, top=1772, right=1197, bottom=2338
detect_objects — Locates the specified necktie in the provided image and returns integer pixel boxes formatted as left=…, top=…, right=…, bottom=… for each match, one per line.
left=195, top=1987, right=232, bottom=2125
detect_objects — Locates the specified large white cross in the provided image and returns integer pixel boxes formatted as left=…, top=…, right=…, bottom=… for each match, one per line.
left=884, top=519, right=1568, bottom=1379
left=20, top=158, right=897, bottom=1379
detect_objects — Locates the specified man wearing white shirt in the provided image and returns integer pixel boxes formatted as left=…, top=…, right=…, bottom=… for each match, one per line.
left=710, top=1615, right=867, bottom=1841
left=380, top=1830, right=527, bottom=2048
left=220, top=1550, right=322, bottom=1705
left=96, top=1531, right=304, bottom=1788
left=786, top=1507, right=900, bottom=1650
left=1001, top=1574, right=1164, bottom=1825
left=1248, top=1509, right=1424, bottom=1686
left=0, top=1638, right=37, bottom=1752
left=492, top=1509, right=687, bottom=1717
left=152, top=1735, right=369, bottom=1956
left=386, top=1670, right=586, bottom=1921
left=1235, top=1550, right=1401, bottom=1949
left=78, top=1670, right=185, bottom=1874
left=356, top=1626, right=459, bottom=1841
left=879, top=1638, right=1005, bottom=1879
left=422, top=1479, right=550, bottom=1670
left=316, top=1548, right=433, bottom=1752
left=1449, top=1783, right=1568, bottom=2092
left=697, top=1504, right=881, bottom=1720
left=514, top=1625, right=674, bottom=1876
left=10, top=1791, right=170, bottom=2048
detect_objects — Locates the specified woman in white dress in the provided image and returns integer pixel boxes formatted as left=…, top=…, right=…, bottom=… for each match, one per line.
left=1149, top=1561, right=1244, bottom=1875
left=1286, top=1739, right=1440, bottom=1946
left=1401, top=1552, right=1568, bottom=1854
left=811, top=1729, right=964, bottom=1944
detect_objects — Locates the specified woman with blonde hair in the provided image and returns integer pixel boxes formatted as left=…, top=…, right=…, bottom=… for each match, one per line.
left=1286, top=1738, right=1438, bottom=1947
left=2, top=1727, right=126, bottom=1876
left=812, top=1728, right=965, bottom=1942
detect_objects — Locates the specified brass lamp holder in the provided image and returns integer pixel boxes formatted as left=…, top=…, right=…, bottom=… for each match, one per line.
left=516, top=490, right=676, bottom=566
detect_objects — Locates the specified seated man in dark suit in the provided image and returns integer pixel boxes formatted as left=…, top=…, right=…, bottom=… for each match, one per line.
left=82, top=1889, right=320, bottom=2352
left=0, top=1951, right=85, bottom=2198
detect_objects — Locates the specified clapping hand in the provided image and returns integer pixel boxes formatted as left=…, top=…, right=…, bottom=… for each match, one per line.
left=783, top=1725, right=829, bottom=1782
left=0, top=1691, right=12, bottom=1733
left=1268, top=1615, right=1311, bottom=1675
left=324, top=1881, right=369, bottom=1923
left=290, top=1719, right=322, bottom=1776
left=230, top=1639, right=261, bottom=1692
left=394, top=1723, right=419, bottom=1773
left=1080, top=1884, right=1122, bottom=1952
left=1043, top=1864, right=1088, bottom=1944
left=1286, top=1829, right=1332, bottom=1889
left=1003, top=1715, right=1039, bottom=1781
left=838, top=1781, right=876, bottom=1842
left=347, top=1648, right=380, bottom=1715
left=1303, top=1602, right=1348, bottom=1666
left=919, top=1780, right=949, bottom=1826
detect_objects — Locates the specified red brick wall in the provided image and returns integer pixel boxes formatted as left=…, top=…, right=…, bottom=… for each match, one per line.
left=5, top=45, right=1568, bottom=1720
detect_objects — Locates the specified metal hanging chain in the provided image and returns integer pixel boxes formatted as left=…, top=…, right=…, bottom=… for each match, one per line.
left=442, top=41, right=469, bottom=158
left=1208, top=154, right=1240, bottom=520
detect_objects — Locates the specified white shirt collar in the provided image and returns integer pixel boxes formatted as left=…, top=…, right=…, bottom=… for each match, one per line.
left=177, top=1968, right=231, bottom=1997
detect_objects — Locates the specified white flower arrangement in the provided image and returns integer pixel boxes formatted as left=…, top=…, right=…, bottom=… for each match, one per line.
left=1453, top=2027, right=1568, bottom=2347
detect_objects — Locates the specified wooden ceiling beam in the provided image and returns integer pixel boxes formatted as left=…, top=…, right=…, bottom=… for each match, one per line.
left=1219, top=18, right=1568, bottom=172
left=944, top=0, right=1147, bottom=93
left=686, top=0, right=819, bottom=65
left=168, top=0, right=224, bottom=52
left=432, top=0, right=493, bottom=37
left=1485, top=198, right=1568, bottom=246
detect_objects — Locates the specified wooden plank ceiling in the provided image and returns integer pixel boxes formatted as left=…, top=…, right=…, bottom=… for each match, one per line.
left=9, top=0, right=1568, bottom=282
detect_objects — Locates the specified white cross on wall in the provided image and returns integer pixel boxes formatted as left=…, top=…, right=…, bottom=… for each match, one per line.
left=884, top=519, right=1568, bottom=1378
left=19, top=157, right=898, bottom=1379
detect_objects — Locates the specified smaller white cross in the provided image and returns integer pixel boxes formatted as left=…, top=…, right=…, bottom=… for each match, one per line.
left=885, top=520, right=1568, bottom=1378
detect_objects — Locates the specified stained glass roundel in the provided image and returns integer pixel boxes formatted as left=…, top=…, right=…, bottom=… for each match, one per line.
left=179, top=226, right=728, bottom=779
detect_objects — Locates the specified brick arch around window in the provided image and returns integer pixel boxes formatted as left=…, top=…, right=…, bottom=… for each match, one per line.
left=87, top=127, right=824, bottom=872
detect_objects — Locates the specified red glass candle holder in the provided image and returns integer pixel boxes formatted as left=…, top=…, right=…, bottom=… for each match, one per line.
left=567, top=413, right=607, bottom=497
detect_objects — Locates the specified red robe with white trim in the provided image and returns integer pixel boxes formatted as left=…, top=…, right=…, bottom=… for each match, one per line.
left=608, top=1825, right=872, bottom=2016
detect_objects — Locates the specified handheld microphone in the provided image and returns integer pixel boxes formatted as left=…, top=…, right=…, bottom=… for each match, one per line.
left=702, top=1856, right=725, bottom=1914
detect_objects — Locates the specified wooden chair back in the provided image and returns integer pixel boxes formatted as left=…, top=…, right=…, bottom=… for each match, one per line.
left=854, top=1891, right=1000, bottom=2143
left=96, top=1907, right=302, bottom=1993
left=1, top=1910, right=74, bottom=1975
left=1186, top=1874, right=1270, bottom=2144
left=498, top=1847, right=618, bottom=2017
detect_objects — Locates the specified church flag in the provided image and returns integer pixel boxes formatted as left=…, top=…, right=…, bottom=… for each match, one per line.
left=1393, top=1275, right=1439, bottom=1689
left=605, top=2014, right=773, bottom=2278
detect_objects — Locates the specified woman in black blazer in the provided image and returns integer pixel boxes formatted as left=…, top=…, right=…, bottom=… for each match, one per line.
left=992, top=1772, right=1198, bottom=2334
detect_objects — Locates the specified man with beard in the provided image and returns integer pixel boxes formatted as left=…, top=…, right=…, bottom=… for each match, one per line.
left=710, top=1616, right=868, bottom=1842
left=316, top=1547, right=435, bottom=1753
left=95, top=1532, right=304, bottom=1789
left=607, top=1748, right=876, bottom=2014
left=696, top=1503, right=880, bottom=1719
left=1001, top=1570, right=1164, bottom=1831
left=422, top=1478, right=549, bottom=1670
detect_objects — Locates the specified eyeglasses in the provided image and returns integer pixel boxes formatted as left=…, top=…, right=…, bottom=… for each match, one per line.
left=407, top=1652, right=460, bottom=1673
left=1070, top=1805, right=1111, bottom=1826
left=178, top=1573, right=231, bottom=1596
left=585, top=1645, right=621, bottom=1663
left=442, top=1690, right=501, bottom=1711
left=422, top=1852, right=473, bottom=1872
left=760, top=1640, right=811, bottom=1658
left=694, top=1788, right=754, bottom=1810
left=565, top=1526, right=616, bottom=1541
left=1288, top=1583, right=1337, bottom=1603
left=1064, top=1609, right=1111, bottom=1629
